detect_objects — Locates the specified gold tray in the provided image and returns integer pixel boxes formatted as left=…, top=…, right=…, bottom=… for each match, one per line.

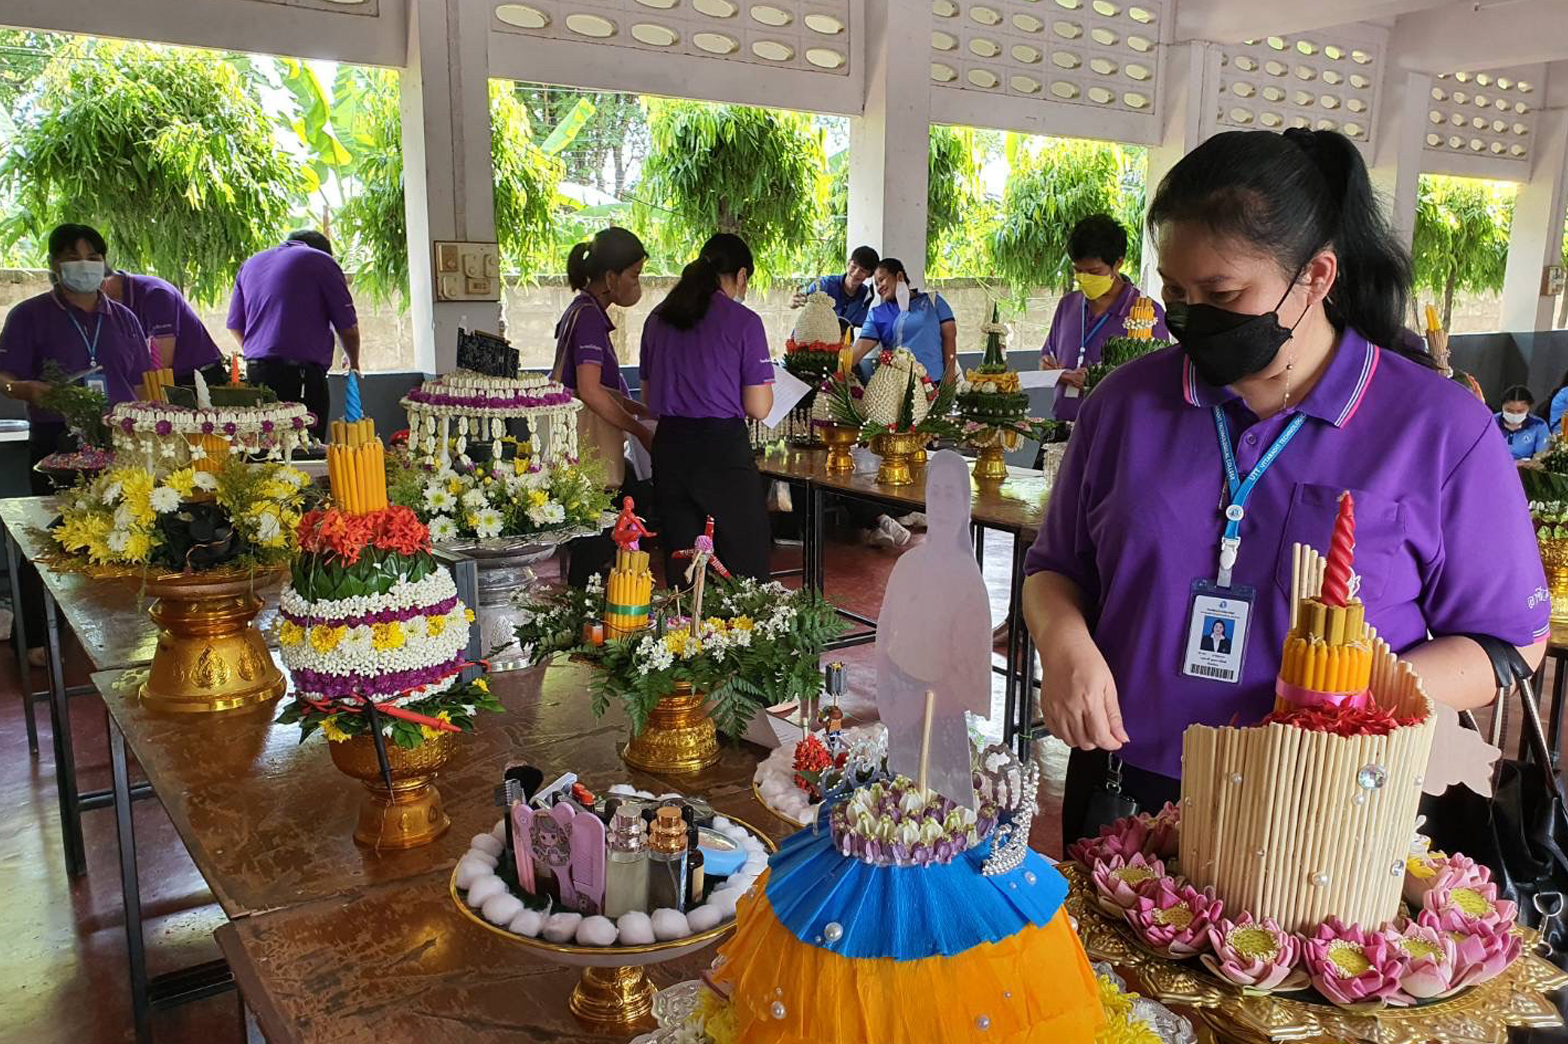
left=1063, top=862, right=1568, bottom=1044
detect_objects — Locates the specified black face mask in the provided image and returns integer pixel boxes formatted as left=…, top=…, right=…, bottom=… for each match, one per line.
left=1167, top=279, right=1308, bottom=389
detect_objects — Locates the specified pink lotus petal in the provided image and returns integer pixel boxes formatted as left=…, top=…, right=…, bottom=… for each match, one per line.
left=1381, top=918, right=1460, bottom=1002
left=1202, top=913, right=1305, bottom=991
left=1304, top=918, right=1409, bottom=1007
left=1126, top=879, right=1221, bottom=958
left=1091, top=853, right=1166, bottom=916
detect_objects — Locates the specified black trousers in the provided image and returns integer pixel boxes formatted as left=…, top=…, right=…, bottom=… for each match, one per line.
left=652, top=417, right=771, bottom=584
left=565, top=475, right=658, bottom=588
left=247, top=358, right=329, bottom=439
left=1060, top=747, right=1181, bottom=855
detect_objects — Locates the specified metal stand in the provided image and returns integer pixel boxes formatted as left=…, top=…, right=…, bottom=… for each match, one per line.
left=112, top=715, right=233, bottom=1044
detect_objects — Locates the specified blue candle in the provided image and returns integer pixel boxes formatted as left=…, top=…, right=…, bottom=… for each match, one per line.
left=345, top=370, right=362, bottom=422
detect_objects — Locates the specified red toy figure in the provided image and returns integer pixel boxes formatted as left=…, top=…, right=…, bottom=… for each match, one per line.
left=672, top=516, right=732, bottom=583
left=611, top=496, right=657, bottom=552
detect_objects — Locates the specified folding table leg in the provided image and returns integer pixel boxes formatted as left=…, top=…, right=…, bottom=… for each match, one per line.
left=111, top=717, right=150, bottom=1044
left=44, top=588, right=85, bottom=877
left=5, top=527, right=38, bottom=756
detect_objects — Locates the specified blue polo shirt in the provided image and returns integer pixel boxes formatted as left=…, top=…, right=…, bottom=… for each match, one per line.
left=1498, top=413, right=1551, bottom=459
left=809, top=273, right=875, bottom=331
left=858, top=291, right=956, bottom=381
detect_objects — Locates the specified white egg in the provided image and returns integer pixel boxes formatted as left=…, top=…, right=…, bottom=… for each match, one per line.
left=543, top=912, right=584, bottom=943
left=576, top=915, right=619, bottom=946
left=651, top=908, right=691, bottom=940
left=465, top=876, right=506, bottom=908
left=454, top=857, right=493, bottom=890
left=470, top=833, right=504, bottom=858
left=481, top=892, right=524, bottom=926
left=686, top=904, right=723, bottom=932
left=508, top=908, right=545, bottom=937
left=616, top=911, right=656, bottom=945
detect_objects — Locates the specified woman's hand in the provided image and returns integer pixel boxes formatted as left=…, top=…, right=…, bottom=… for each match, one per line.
left=1040, top=354, right=1060, bottom=371
left=632, top=423, right=654, bottom=453
left=3, top=379, right=48, bottom=405
left=1059, top=367, right=1088, bottom=390
left=1038, top=632, right=1127, bottom=750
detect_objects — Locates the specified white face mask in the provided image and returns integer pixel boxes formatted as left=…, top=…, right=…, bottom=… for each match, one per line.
left=894, top=280, right=911, bottom=314
left=1503, top=409, right=1529, bottom=426
left=58, top=259, right=106, bottom=294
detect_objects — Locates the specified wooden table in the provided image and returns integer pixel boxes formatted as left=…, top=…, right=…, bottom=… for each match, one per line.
left=213, top=790, right=792, bottom=1043
left=0, top=495, right=286, bottom=878
left=99, top=660, right=775, bottom=1042
left=758, top=445, right=1052, bottom=754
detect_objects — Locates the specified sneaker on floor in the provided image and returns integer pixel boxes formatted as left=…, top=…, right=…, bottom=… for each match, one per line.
left=897, top=512, right=928, bottom=530
left=876, top=515, right=912, bottom=547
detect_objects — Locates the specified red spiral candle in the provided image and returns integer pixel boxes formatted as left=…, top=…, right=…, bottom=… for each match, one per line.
left=1320, top=492, right=1356, bottom=607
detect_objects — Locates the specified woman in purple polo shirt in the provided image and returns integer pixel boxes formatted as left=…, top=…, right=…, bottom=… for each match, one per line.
left=1039, top=214, right=1170, bottom=423
left=1021, top=129, right=1548, bottom=850
left=640, top=233, right=775, bottom=583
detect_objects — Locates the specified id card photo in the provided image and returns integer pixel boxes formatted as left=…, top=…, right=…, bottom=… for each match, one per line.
left=1181, top=587, right=1251, bottom=684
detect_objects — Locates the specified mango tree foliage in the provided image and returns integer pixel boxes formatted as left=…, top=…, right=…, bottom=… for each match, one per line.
left=634, top=100, right=826, bottom=283
left=1, top=39, right=301, bottom=303
left=1411, top=174, right=1514, bottom=329
left=989, top=135, right=1146, bottom=297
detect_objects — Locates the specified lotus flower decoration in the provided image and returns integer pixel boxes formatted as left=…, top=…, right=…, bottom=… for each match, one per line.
left=1418, top=908, right=1523, bottom=988
left=1381, top=918, right=1461, bottom=1003
left=1067, top=803, right=1180, bottom=867
left=1125, top=879, right=1221, bottom=958
left=1090, top=853, right=1166, bottom=918
left=1404, top=851, right=1489, bottom=908
left=1303, top=918, right=1409, bottom=1008
left=1200, top=913, right=1309, bottom=992
left=1423, top=875, right=1518, bottom=930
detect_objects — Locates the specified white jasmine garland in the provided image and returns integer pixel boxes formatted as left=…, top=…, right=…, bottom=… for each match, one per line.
left=280, top=568, right=458, bottom=619
left=278, top=603, right=470, bottom=681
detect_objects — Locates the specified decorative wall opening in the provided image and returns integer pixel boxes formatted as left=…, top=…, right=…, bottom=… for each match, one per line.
left=1424, top=66, right=1541, bottom=167
left=1211, top=30, right=1384, bottom=148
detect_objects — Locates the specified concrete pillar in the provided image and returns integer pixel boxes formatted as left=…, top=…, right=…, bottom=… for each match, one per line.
left=401, top=0, right=498, bottom=373
left=1370, top=71, right=1434, bottom=254
left=1139, top=42, right=1212, bottom=301
left=846, top=0, right=932, bottom=285
left=1501, top=68, right=1568, bottom=333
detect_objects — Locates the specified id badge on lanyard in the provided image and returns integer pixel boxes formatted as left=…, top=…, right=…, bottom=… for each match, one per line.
left=1180, top=407, right=1305, bottom=685
left=67, top=310, right=107, bottom=397
left=1067, top=301, right=1114, bottom=400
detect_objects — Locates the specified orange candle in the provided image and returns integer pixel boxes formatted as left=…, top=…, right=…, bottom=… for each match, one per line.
left=230, top=354, right=242, bottom=386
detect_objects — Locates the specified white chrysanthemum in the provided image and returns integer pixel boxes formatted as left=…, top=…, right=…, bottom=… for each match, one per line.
left=113, top=503, right=137, bottom=529
left=473, top=507, right=504, bottom=539
left=102, top=480, right=123, bottom=504
left=527, top=501, right=566, bottom=527
left=254, top=509, right=282, bottom=545
left=106, top=529, right=131, bottom=553
left=149, top=486, right=181, bottom=514
left=428, top=515, right=459, bottom=542
left=460, top=487, right=489, bottom=510
left=424, top=485, right=456, bottom=512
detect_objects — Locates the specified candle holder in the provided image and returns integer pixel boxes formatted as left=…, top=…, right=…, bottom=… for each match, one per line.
left=817, top=423, right=858, bottom=474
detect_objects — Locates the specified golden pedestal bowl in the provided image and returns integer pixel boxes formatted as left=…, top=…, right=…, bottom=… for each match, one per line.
left=138, top=569, right=286, bottom=715
left=869, top=430, right=922, bottom=487
left=817, top=423, right=859, bottom=474
left=1538, top=535, right=1568, bottom=624
left=622, top=682, right=720, bottom=775
left=328, top=728, right=462, bottom=850
left=449, top=815, right=777, bottom=1034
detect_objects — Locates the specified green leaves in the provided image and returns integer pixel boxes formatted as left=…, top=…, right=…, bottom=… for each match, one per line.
left=1411, top=175, right=1513, bottom=327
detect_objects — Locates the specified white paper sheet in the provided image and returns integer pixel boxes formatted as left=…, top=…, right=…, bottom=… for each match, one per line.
left=764, top=362, right=813, bottom=429
left=1017, top=368, right=1063, bottom=389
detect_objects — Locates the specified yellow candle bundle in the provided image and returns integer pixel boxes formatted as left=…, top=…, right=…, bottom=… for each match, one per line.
left=604, top=548, right=653, bottom=639
left=1278, top=598, right=1373, bottom=698
left=139, top=368, right=175, bottom=403
left=1128, top=296, right=1156, bottom=341
left=327, top=420, right=387, bottom=517
left=1425, top=304, right=1441, bottom=334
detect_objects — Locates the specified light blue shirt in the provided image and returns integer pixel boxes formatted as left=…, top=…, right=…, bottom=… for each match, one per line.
left=858, top=291, right=956, bottom=381
left=1549, top=387, right=1568, bottom=434
left=1498, top=412, right=1551, bottom=460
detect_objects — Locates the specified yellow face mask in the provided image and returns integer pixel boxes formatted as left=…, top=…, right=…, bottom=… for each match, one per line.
left=1074, top=271, right=1116, bottom=300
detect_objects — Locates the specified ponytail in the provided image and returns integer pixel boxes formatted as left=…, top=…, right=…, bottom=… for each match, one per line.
left=653, top=232, right=754, bottom=332
left=1149, top=129, right=1430, bottom=368
left=566, top=226, right=646, bottom=292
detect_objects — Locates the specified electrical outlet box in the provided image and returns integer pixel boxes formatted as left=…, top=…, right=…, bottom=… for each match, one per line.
left=434, top=241, right=501, bottom=302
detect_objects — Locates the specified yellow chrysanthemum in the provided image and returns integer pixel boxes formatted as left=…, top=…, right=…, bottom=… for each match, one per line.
left=122, top=531, right=153, bottom=562
left=320, top=716, right=351, bottom=743
left=163, top=468, right=196, bottom=498
left=730, top=615, right=755, bottom=631
left=310, top=624, right=346, bottom=653
left=705, top=616, right=727, bottom=632
left=447, top=479, right=464, bottom=496
left=426, top=613, right=448, bottom=637
left=371, top=621, right=406, bottom=651
left=420, top=710, right=454, bottom=742
left=528, top=489, right=550, bottom=508
left=117, top=469, right=155, bottom=516
left=277, top=620, right=304, bottom=647
left=464, top=608, right=475, bottom=624
left=473, top=677, right=489, bottom=693
left=663, top=631, right=689, bottom=655
left=694, top=989, right=739, bottom=1044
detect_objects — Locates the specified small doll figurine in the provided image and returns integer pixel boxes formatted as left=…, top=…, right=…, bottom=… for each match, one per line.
left=820, top=704, right=845, bottom=753
left=612, top=496, right=656, bottom=552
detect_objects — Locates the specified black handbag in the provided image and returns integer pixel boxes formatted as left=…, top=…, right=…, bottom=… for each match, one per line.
left=1420, top=635, right=1568, bottom=968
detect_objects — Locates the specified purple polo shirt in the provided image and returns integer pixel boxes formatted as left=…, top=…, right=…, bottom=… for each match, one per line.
left=639, top=292, right=774, bottom=420
left=555, top=291, right=629, bottom=397
left=1042, top=280, right=1169, bottom=421
left=1025, top=329, right=1548, bottom=778
left=120, top=272, right=222, bottom=377
left=0, top=289, right=152, bottom=421
left=226, top=241, right=357, bottom=368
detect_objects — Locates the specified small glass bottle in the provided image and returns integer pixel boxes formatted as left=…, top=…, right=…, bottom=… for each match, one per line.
left=646, top=806, right=689, bottom=912
left=684, top=825, right=706, bottom=909
left=603, top=808, right=650, bottom=919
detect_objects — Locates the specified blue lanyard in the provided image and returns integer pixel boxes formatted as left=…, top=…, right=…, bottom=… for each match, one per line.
left=1212, top=406, right=1306, bottom=586
left=1077, top=298, right=1115, bottom=367
left=64, top=308, right=103, bottom=366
